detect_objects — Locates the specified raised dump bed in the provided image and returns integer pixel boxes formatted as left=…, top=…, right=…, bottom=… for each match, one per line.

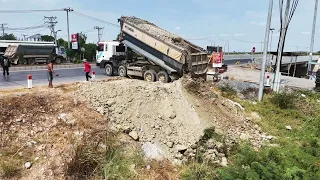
left=119, top=16, right=208, bottom=77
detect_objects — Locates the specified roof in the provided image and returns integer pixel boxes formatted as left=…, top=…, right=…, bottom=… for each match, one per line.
left=269, top=51, right=300, bottom=56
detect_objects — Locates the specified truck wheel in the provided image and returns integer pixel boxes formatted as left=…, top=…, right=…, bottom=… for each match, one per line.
left=28, top=59, right=35, bottom=65
left=55, top=57, right=62, bottom=64
left=105, top=64, right=114, bottom=76
left=157, top=71, right=170, bottom=83
left=118, top=65, right=127, bottom=77
left=144, top=70, right=157, bottom=82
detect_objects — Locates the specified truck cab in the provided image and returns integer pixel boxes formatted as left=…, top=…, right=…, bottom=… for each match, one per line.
left=96, top=41, right=126, bottom=68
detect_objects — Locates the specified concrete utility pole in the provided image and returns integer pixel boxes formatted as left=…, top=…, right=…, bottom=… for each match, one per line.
left=269, top=28, right=275, bottom=68
left=258, top=0, right=274, bottom=102
left=308, top=0, right=319, bottom=76
left=0, top=23, right=7, bottom=36
left=44, top=16, right=58, bottom=45
left=63, top=7, right=73, bottom=49
left=94, top=26, right=104, bottom=42
left=21, top=34, right=28, bottom=41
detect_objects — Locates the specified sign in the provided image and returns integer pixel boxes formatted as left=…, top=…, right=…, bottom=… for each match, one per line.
left=211, top=52, right=223, bottom=67
left=72, top=42, right=78, bottom=50
left=71, top=33, right=79, bottom=50
left=71, top=34, right=78, bottom=42
left=252, top=47, right=256, bottom=53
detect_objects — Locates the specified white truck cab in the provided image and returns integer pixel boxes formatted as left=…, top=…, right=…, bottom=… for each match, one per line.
left=96, top=41, right=126, bottom=67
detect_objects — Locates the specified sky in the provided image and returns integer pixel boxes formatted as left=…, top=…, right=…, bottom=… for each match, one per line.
left=0, top=0, right=318, bottom=52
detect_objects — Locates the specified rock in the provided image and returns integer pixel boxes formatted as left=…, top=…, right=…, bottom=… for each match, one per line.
left=217, top=153, right=225, bottom=158
left=191, top=144, right=198, bottom=149
left=167, top=141, right=174, bottom=148
left=107, top=100, right=116, bottom=106
left=240, top=133, right=250, bottom=141
left=96, top=107, right=105, bottom=114
left=146, top=165, right=151, bottom=170
left=169, top=113, right=176, bottom=119
left=285, top=125, right=292, bottom=130
left=15, top=118, right=22, bottom=122
left=172, top=159, right=182, bottom=166
left=129, top=131, right=139, bottom=141
left=215, top=142, right=224, bottom=151
left=18, top=152, right=23, bottom=157
left=301, top=94, right=306, bottom=98
left=175, top=153, right=183, bottom=159
left=25, top=162, right=32, bottom=169
left=35, top=157, right=39, bottom=161
left=221, top=157, right=228, bottom=167
left=58, top=113, right=67, bottom=121
left=176, top=145, right=188, bottom=152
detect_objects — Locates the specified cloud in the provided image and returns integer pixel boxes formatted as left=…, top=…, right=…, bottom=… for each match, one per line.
left=234, top=33, right=244, bottom=37
left=250, top=21, right=257, bottom=25
left=301, top=31, right=310, bottom=35
left=220, top=34, right=230, bottom=37
left=175, top=26, right=181, bottom=30
left=259, top=22, right=266, bottom=26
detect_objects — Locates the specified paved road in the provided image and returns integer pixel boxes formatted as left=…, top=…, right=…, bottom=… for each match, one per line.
left=0, top=67, right=107, bottom=89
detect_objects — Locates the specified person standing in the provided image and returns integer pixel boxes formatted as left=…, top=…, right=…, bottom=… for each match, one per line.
left=1, top=56, right=10, bottom=77
left=47, top=60, right=55, bottom=88
left=83, top=59, right=92, bottom=81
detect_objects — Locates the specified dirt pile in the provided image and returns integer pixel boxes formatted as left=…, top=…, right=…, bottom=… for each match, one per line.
left=0, top=87, right=108, bottom=179
left=77, top=79, right=207, bottom=162
left=122, top=16, right=206, bottom=53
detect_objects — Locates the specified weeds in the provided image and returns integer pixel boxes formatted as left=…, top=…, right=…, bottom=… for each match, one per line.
left=271, top=92, right=297, bottom=109
left=219, top=85, right=237, bottom=99
left=0, top=159, right=21, bottom=178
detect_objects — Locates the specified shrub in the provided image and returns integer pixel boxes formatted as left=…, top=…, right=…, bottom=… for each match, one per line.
left=271, top=92, right=297, bottom=109
left=219, top=85, right=237, bottom=99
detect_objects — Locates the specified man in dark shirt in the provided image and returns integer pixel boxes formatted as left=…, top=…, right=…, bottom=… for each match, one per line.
left=0, top=54, right=10, bottom=76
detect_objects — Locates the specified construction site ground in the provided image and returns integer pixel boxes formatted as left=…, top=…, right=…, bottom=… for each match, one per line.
left=224, top=66, right=315, bottom=89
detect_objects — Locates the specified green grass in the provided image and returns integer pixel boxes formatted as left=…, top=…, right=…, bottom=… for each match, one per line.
left=181, top=90, right=320, bottom=179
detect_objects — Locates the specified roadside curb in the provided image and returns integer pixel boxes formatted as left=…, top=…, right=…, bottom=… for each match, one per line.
left=0, top=63, right=94, bottom=72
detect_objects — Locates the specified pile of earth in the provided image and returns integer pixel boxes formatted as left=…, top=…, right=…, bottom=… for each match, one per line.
left=77, top=79, right=208, bottom=162
left=77, top=78, right=274, bottom=165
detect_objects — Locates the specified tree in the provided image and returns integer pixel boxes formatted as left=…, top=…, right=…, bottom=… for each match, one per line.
left=40, top=35, right=55, bottom=42
left=83, top=43, right=97, bottom=62
left=0, top=33, right=17, bottom=40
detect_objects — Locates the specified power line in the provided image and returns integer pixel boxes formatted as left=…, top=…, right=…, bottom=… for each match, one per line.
left=0, top=9, right=64, bottom=13
left=71, top=11, right=119, bottom=27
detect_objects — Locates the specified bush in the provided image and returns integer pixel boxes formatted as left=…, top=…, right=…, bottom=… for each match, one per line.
left=219, top=85, right=237, bottom=99
left=271, top=92, right=297, bottom=109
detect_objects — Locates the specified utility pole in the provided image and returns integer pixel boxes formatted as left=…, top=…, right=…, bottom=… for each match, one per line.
left=94, top=26, right=104, bottom=42
left=63, top=7, right=73, bottom=49
left=258, top=0, right=273, bottom=102
left=0, top=23, right=7, bottom=36
left=308, top=0, right=319, bottom=76
left=44, top=16, right=58, bottom=45
left=21, top=34, right=28, bottom=41
left=268, top=28, right=275, bottom=70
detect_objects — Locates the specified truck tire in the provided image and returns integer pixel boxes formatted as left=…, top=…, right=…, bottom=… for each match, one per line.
left=118, top=65, right=127, bottom=77
left=144, top=70, right=157, bottom=82
left=28, top=59, right=35, bottom=65
left=105, top=64, right=114, bottom=76
left=55, top=57, right=62, bottom=64
left=157, top=71, right=170, bottom=83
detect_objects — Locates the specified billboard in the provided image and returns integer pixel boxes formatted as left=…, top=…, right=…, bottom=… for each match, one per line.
left=71, top=34, right=79, bottom=50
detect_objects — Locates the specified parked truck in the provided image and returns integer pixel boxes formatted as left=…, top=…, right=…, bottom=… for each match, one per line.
left=96, top=16, right=208, bottom=83
left=4, top=43, right=66, bottom=65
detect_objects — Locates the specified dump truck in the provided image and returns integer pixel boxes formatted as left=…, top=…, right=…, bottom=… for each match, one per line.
left=96, top=16, right=208, bottom=82
left=4, top=44, right=66, bottom=65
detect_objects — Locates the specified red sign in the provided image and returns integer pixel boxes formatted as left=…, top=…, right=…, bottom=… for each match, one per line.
left=252, top=47, right=256, bottom=53
left=71, top=34, right=78, bottom=42
left=211, top=52, right=223, bottom=67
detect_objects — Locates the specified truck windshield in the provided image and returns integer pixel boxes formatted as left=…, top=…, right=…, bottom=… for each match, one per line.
left=97, top=43, right=104, bottom=51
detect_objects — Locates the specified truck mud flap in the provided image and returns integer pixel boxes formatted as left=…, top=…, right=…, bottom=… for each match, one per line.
left=189, top=53, right=208, bottom=78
